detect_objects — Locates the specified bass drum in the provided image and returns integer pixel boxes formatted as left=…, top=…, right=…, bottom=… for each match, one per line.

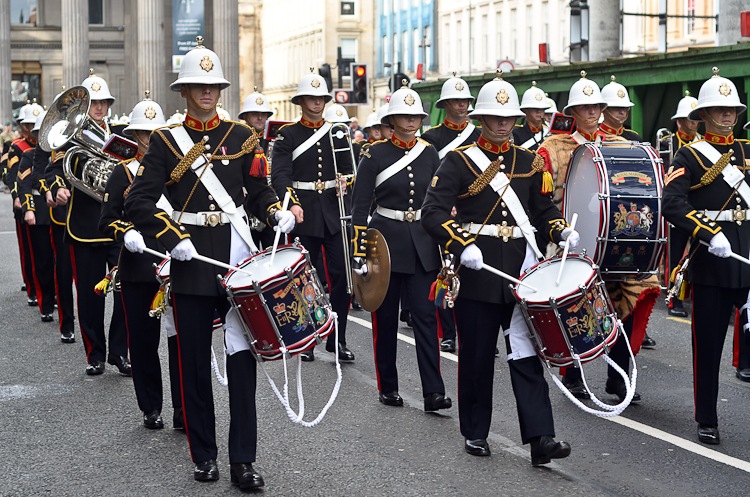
left=563, top=142, right=666, bottom=279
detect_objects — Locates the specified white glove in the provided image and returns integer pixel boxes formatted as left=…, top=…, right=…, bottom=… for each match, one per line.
left=353, top=256, right=368, bottom=275
left=559, top=227, right=580, bottom=250
left=274, top=210, right=296, bottom=234
left=708, top=232, right=731, bottom=258
left=460, top=244, right=484, bottom=271
left=123, top=229, right=146, bottom=254
left=171, top=239, right=198, bottom=261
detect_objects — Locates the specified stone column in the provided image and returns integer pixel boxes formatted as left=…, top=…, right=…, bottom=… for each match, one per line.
left=137, top=0, right=165, bottom=104
left=61, top=0, right=89, bottom=88
left=588, top=0, right=620, bottom=62
left=0, top=0, right=11, bottom=121
left=213, top=0, right=240, bottom=119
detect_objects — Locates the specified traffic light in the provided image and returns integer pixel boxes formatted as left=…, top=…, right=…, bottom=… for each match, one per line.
left=319, top=63, right=333, bottom=93
left=350, top=63, right=368, bottom=105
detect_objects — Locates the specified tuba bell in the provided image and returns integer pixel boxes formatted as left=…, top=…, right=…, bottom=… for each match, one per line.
left=38, top=86, right=119, bottom=202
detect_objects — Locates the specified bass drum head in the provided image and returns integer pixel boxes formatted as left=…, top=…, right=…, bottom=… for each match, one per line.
left=564, top=145, right=604, bottom=262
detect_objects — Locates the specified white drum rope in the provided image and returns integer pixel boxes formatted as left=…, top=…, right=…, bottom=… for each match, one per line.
left=210, top=345, right=229, bottom=387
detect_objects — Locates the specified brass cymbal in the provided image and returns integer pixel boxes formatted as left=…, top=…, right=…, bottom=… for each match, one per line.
left=352, top=228, right=391, bottom=312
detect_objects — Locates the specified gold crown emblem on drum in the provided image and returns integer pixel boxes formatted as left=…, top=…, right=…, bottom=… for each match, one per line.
left=582, top=85, right=594, bottom=97
left=617, top=89, right=625, bottom=98
left=311, top=78, right=321, bottom=88
left=91, top=81, right=101, bottom=92
left=496, top=89, right=509, bottom=105
left=719, top=82, right=731, bottom=97
left=144, top=106, right=156, bottom=120
left=455, top=82, right=464, bottom=91
left=273, top=303, right=286, bottom=314
left=404, top=94, right=415, bottom=106
left=200, top=55, right=214, bottom=72
left=535, top=93, right=543, bottom=101
left=255, top=96, right=264, bottom=105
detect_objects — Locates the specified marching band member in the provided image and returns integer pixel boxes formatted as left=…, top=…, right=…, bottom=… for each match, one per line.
left=421, top=71, right=575, bottom=465
left=351, top=82, right=451, bottom=411
left=599, top=76, right=642, bottom=141
left=98, top=93, right=182, bottom=430
left=271, top=69, right=355, bottom=362
left=661, top=91, right=702, bottom=319
left=46, top=70, right=131, bottom=377
left=662, top=67, right=750, bottom=445
left=17, top=105, right=57, bottom=322
left=543, top=95, right=559, bottom=126
left=513, top=82, right=550, bottom=151
left=238, top=86, right=273, bottom=155
left=360, top=110, right=382, bottom=157
left=538, top=72, right=659, bottom=402
left=125, top=37, right=295, bottom=487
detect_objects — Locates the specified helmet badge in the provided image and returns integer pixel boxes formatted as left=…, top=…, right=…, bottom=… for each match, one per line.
left=404, top=93, right=415, bottom=106
left=496, top=89, right=509, bottom=105
left=718, top=82, right=731, bottom=97
left=336, top=109, right=343, bottom=116
left=582, top=85, right=594, bottom=97
left=690, top=101, right=697, bottom=109
left=455, top=82, right=464, bottom=92
left=144, top=106, right=157, bottom=120
left=311, top=78, right=321, bottom=88
left=255, top=97, right=264, bottom=105
left=200, top=55, right=214, bottom=72
left=91, top=81, right=101, bottom=92
left=32, top=108, right=40, bottom=116
left=535, top=93, right=543, bottom=101
left=617, top=89, right=625, bottom=98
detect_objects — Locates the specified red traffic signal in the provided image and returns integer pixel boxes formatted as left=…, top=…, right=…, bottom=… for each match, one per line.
left=350, top=63, right=369, bottom=105
left=356, top=65, right=366, bottom=77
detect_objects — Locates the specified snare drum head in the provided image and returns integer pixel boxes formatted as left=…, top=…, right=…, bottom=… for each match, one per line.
left=224, top=246, right=303, bottom=288
left=516, top=257, right=594, bottom=302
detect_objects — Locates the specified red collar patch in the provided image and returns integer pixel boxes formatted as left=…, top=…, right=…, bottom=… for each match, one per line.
left=676, top=129, right=696, bottom=142
left=578, top=129, right=604, bottom=141
left=704, top=131, right=734, bottom=145
left=184, top=113, right=221, bottom=132
left=478, top=135, right=510, bottom=154
left=528, top=122, right=543, bottom=133
left=599, top=122, right=623, bottom=135
left=300, top=116, right=326, bottom=129
left=391, top=135, right=417, bottom=149
left=135, top=152, right=144, bottom=162
left=444, top=118, right=467, bottom=131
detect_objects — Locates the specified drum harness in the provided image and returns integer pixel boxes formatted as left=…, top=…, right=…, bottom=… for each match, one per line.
left=437, top=123, right=476, bottom=159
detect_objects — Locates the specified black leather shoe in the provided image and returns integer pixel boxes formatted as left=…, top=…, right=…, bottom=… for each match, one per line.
left=21, top=284, right=26, bottom=292
left=440, top=339, right=456, bottom=353
left=641, top=334, right=656, bottom=348
left=60, top=331, right=75, bottom=344
left=41, top=313, right=54, bottom=322
left=85, top=361, right=105, bottom=375
left=424, top=393, right=452, bottom=411
left=605, top=378, right=641, bottom=403
left=230, top=463, right=264, bottom=490
left=495, top=347, right=499, bottom=357
left=399, top=310, right=410, bottom=323
left=379, top=391, right=404, bottom=406
left=143, top=410, right=164, bottom=429
left=27, top=297, right=37, bottom=307
left=530, top=435, right=571, bottom=466
left=351, top=296, right=362, bottom=311
left=562, top=376, right=590, bottom=400
left=173, top=408, right=185, bottom=430
left=465, top=438, right=491, bottom=456
left=668, top=300, right=688, bottom=317
left=300, top=349, right=315, bottom=362
left=108, top=355, right=132, bottom=377
left=736, top=368, right=750, bottom=382
left=194, top=459, right=219, bottom=481
left=697, top=424, right=720, bottom=445
left=326, top=342, right=355, bottom=361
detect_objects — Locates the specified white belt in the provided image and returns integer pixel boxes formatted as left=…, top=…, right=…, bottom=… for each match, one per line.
left=293, top=179, right=337, bottom=193
left=376, top=205, right=421, bottom=222
left=462, top=222, right=524, bottom=240
left=32, top=189, right=40, bottom=195
left=702, top=209, right=750, bottom=222
left=172, top=211, right=230, bottom=227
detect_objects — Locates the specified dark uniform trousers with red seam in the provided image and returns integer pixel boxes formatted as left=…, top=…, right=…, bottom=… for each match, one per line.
left=50, top=224, right=75, bottom=334
left=734, top=309, right=750, bottom=370
left=26, top=223, right=56, bottom=315
left=69, top=241, right=127, bottom=363
left=372, top=266, right=445, bottom=396
left=454, top=298, right=554, bottom=444
left=171, top=293, right=257, bottom=465
left=16, top=218, right=36, bottom=298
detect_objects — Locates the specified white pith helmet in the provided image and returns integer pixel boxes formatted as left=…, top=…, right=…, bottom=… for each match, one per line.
left=16, top=102, right=30, bottom=123
left=520, top=82, right=551, bottom=110
left=21, top=101, right=44, bottom=125
left=374, top=104, right=390, bottom=127
left=363, top=111, right=379, bottom=130
left=216, top=103, right=231, bottom=120
left=123, top=91, right=166, bottom=137
left=324, top=104, right=351, bottom=123
left=82, top=69, right=115, bottom=103
left=671, top=90, right=699, bottom=120
left=291, top=67, right=332, bottom=105
left=435, top=73, right=475, bottom=109
left=544, top=95, right=559, bottom=115
left=239, top=86, right=273, bottom=119
left=563, top=71, right=607, bottom=116
left=468, top=71, right=525, bottom=119
left=381, top=80, right=428, bottom=124
left=170, top=36, right=230, bottom=92
left=600, top=75, right=634, bottom=108
left=32, top=110, right=47, bottom=133
left=688, top=67, right=746, bottom=121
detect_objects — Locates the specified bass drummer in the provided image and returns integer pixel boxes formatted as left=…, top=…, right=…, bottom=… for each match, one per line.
left=599, top=76, right=642, bottom=141
left=537, top=72, right=660, bottom=403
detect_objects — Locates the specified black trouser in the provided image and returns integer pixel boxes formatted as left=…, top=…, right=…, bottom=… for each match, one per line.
left=26, top=224, right=56, bottom=315
left=372, top=267, right=444, bottom=396
left=735, top=309, right=750, bottom=370
left=437, top=307, right=457, bottom=341
left=50, top=225, right=75, bottom=334
left=298, top=230, right=350, bottom=345
left=691, top=284, right=750, bottom=427
left=15, top=218, right=35, bottom=298
left=172, top=293, right=257, bottom=464
left=69, top=241, right=127, bottom=363
left=455, top=298, right=554, bottom=444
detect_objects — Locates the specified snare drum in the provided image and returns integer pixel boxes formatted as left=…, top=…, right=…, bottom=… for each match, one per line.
left=514, top=254, right=619, bottom=368
left=155, top=258, right=170, bottom=285
left=222, top=243, right=333, bottom=361
left=563, top=142, right=666, bottom=278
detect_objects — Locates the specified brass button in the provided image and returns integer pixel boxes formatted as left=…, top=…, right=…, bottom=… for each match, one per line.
left=203, top=135, right=209, bottom=141
left=409, top=199, right=414, bottom=204
left=408, top=173, right=414, bottom=178
left=407, top=166, right=412, bottom=171
left=318, top=172, right=322, bottom=177
left=500, top=165, right=506, bottom=170
left=316, top=142, right=320, bottom=146
left=502, top=211, right=508, bottom=216
left=317, top=149, right=322, bottom=153
left=501, top=202, right=506, bottom=207
left=208, top=195, right=214, bottom=200
left=409, top=182, right=415, bottom=187
left=318, top=164, right=322, bottom=168
left=409, top=190, right=415, bottom=195
left=206, top=153, right=212, bottom=160
left=732, top=156, right=736, bottom=161
left=209, top=204, right=216, bottom=210
left=205, top=144, right=211, bottom=150
left=318, top=157, right=322, bottom=161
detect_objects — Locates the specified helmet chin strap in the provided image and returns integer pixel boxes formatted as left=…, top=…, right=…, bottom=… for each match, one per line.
left=570, top=108, right=600, bottom=125
left=392, top=122, right=417, bottom=135
left=604, top=109, right=627, bottom=125
left=134, top=131, right=149, bottom=151
left=702, top=111, right=737, bottom=132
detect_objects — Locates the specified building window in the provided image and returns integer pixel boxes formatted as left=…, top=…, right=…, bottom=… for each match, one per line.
left=482, top=14, right=488, bottom=64
left=423, top=25, right=432, bottom=69
left=526, top=5, right=533, bottom=59
left=470, top=16, right=475, bottom=66
left=393, top=33, right=398, bottom=68
left=456, top=20, right=462, bottom=70
left=413, top=28, right=419, bottom=69
left=402, top=30, right=409, bottom=71
left=444, top=23, right=450, bottom=68
left=383, top=0, right=390, bottom=15
left=543, top=1, right=549, bottom=43
left=11, top=0, right=37, bottom=25
left=496, top=12, right=503, bottom=59
left=341, top=1, right=355, bottom=16
left=12, top=61, right=42, bottom=112
left=89, top=0, right=103, bottom=25
left=511, top=9, right=517, bottom=60
left=686, top=0, right=695, bottom=35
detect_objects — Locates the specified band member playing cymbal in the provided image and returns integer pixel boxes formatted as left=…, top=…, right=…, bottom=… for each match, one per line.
left=422, top=71, right=577, bottom=465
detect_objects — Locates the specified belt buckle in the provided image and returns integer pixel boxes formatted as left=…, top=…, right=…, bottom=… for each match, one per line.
left=734, top=207, right=746, bottom=223
left=404, top=207, right=416, bottom=222
left=206, top=213, right=221, bottom=227
left=315, top=179, right=325, bottom=193
left=499, top=221, right=513, bottom=242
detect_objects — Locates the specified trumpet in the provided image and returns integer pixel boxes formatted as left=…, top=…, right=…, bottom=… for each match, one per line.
left=38, top=86, right=118, bottom=202
left=655, top=128, right=674, bottom=167
left=328, top=122, right=357, bottom=295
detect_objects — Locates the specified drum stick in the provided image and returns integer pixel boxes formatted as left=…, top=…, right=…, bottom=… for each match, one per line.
left=481, top=263, right=537, bottom=292
left=699, top=240, right=750, bottom=266
left=141, top=247, right=255, bottom=277
left=269, top=191, right=292, bottom=267
left=556, top=212, right=579, bottom=286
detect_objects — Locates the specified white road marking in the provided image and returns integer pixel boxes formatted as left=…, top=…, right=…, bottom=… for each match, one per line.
left=0, top=231, right=16, bottom=235
left=347, top=314, right=750, bottom=474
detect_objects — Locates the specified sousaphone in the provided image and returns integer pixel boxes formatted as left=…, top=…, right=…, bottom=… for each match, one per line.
left=352, top=228, right=391, bottom=312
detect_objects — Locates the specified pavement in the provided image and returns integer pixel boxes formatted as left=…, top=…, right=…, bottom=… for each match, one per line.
left=2, top=192, right=750, bottom=496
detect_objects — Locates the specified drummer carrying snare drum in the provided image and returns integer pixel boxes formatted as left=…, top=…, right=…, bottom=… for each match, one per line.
left=421, top=71, right=578, bottom=466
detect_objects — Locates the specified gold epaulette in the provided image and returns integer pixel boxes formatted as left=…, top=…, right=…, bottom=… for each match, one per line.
left=417, top=137, right=432, bottom=147
left=278, top=122, right=295, bottom=130
left=454, top=143, right=474, bottom=152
